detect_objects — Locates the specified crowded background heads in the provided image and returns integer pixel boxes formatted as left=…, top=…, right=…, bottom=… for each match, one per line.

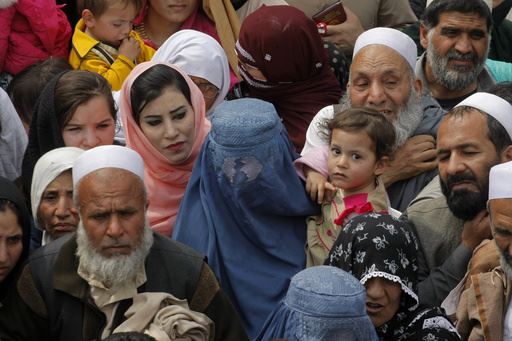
left=133, top=0, right=239, bottom=85
left=6, top=57, right=72, bottom=133
left=120, top=61, right=209, bottom=236
left=152, top=29, right=230, bottom=115
left=0, top=87, right=27, bottom=182
left=236, top=4, right=341, bottom=151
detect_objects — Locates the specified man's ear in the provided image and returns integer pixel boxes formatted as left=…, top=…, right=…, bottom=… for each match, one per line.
left=82, top=9, right=95, bottom=28
left=374, top=156, right=389, bottom=176
left=500, top=144, right=512, bottom=162
left=419, top=24, right=430, bottom=50
left=413, top=78, right=422, bottom=98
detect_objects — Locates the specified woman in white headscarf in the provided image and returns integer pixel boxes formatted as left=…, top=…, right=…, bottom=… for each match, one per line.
left=153, top=29, right=231, bottom=116
left=31, top=147, right=83, bottom=245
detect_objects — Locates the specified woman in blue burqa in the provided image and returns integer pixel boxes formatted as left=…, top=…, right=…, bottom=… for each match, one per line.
left=172, top=98, right=319, bottom=339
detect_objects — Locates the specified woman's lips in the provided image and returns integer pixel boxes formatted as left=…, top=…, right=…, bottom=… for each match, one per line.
left=366, top=302, right=384, bottom=314
left=167, top=142, right=184, bottom=152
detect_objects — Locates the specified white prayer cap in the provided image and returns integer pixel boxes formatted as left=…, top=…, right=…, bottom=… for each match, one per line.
left=353, top=27, right=417, bottom=70
left=73, top=145, right=145, bottom=187
left=454, top=92, right=512, bottom=140
left=426, top=0, right=492, bottom=9
left=489, top=161, right=512, bottom=200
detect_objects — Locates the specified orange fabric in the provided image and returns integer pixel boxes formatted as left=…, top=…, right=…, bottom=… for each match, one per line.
left=120, top=61, right=211, bottom=236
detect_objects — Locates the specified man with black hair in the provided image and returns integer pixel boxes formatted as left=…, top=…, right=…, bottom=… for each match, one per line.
left=406, top=91, right=512, bottom=306
left=418, top=0, right=496, bottom=111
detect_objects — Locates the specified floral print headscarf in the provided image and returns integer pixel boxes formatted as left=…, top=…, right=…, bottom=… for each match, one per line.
left=325, top=212, right=420, bottom=338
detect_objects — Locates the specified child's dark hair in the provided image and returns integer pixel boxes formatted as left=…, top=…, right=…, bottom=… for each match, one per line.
left=326, top=107, right=396, bottom=159
left=7, top=57, right=71, bottom=128
left=77, top=0, right=142, bottom=17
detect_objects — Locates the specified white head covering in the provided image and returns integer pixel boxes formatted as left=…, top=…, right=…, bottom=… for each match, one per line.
left=454, top=92, right=512, bottom=140
left=152, top=30, right=231, bottom=116
left=0, top=87, right=28, bottom=181
left=73, top=145, right=145, bottom=187
left=31, top=147, right=84, bottom=233
left=353, top=27, right=417, bottom=70
left=426, top=0, right=492, bottom=9
left=489, top=161, right=512, bottom=200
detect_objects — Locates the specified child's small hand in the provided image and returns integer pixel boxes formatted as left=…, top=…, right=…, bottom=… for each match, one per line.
left=119, top=36, right=141, bottom=61
left=305, top=170, right=337, bottom=204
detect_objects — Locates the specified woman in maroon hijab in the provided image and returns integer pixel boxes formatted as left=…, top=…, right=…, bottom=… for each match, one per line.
left=235, top=5, right=342, bottom=151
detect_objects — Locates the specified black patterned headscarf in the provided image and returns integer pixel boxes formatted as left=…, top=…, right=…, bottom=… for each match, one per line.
left=325, top=212, right=420, bottom=338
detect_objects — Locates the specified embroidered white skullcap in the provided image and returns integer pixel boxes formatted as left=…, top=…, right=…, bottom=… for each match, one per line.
left=73, top=145, right=145, bottom=187
left=454, top=92, right=512, bottom=140
left=353, top=27, right=417, bottom=70
left=489, top=161, right=512, bottom=200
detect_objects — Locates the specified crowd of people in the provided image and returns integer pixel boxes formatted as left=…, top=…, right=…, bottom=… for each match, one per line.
left=1, top=0, right=512, bottom=339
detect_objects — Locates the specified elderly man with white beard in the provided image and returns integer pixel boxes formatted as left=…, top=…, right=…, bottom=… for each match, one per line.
left=456, top=161, right=512, bottom=340
left=302, top=27, right=443, bottom=212
left=0, top=145, right=248, bottom=341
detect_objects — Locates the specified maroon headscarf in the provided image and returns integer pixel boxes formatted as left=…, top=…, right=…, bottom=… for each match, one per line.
left=236, top=5, right=342, bottom=151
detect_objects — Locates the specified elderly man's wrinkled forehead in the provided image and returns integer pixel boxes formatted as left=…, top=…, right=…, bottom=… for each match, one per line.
left=349, top=45, right=413, bottom=81
left=76, top=168, right=146, bottom=201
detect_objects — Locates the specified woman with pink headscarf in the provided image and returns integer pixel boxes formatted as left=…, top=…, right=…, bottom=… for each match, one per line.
left=119, top=61, right=210, bottom=236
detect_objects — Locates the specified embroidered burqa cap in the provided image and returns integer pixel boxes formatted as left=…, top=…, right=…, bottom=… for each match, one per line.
left=353, top=27, right=417, bottom=70
left=489, top=161, right=512, bottom=200
left=73, top=145, right=145, bottom=186
left=256, top=265, right=378, bottom=340
left=454, top=92, right=512, bottom=140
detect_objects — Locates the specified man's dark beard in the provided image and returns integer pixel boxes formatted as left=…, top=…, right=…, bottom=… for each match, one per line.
left=440, top=172, right=488, bottom=221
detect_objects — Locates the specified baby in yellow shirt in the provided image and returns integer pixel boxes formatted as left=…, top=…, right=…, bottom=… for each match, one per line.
left=70, top=0, right=155, bottom=90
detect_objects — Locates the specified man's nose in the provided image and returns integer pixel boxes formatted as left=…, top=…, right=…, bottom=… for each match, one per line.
left=106, top=215, right=123, bottom=239
left=445, top=153, right=465, bottom=175
left=366, top=83, right=386, bottom=107
left=454, top=35, right=472, bottom=55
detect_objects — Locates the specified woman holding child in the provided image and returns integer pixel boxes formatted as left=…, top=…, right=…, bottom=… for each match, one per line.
left=119, top=61, right=210, bottom=237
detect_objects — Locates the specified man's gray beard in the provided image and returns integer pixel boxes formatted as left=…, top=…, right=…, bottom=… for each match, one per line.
left=500, top=253, right=512, bottom=279
left=76, top=220, right=154, bottom=289
left=338, top=88, right=422, bottom=148
left=426, top=31, right=487, bottom=91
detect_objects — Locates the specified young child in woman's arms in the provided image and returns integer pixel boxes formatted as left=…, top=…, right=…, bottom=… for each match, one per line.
left=294, top=107, right=396, bottom=266
left=70, top=0, right=155, bottom=90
